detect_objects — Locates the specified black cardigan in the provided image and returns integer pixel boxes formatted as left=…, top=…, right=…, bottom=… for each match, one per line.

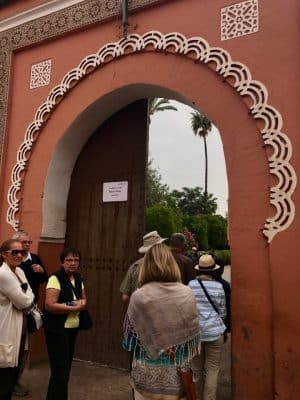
left=43, top=268, right=83, bottom=333
left=19, top=253, right=48, bottom=302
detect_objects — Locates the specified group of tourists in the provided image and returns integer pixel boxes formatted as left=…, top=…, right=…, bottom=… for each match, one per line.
left=120, top=231, right=231, bottom=400
left=0, top=232, right=86, bottom=400
left=0, top=229, right=230, bottom=400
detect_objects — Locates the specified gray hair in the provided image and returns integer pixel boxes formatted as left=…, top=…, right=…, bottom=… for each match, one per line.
left=11, top=230, right=29, bottom=240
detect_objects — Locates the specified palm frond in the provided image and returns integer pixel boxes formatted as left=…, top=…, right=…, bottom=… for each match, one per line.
left=190, top=110, right=212, bottom=137
left=148, top=98, right=178, bottom=116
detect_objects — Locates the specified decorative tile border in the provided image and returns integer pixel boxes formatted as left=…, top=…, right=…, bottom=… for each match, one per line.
left=5, top=31, right=297, bottom=243
left=0, top=0, right=166, bottom=164
left=221, top=0, right=259, bottom=41
left=30, top=59, right=52, bottom=89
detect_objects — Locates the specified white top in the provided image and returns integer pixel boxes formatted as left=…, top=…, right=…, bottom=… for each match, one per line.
left=0, top=262, right=34, bottom=367
left=23, top=252, right=32, bottom=262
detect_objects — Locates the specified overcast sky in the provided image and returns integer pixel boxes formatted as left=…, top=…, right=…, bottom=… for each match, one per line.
left=148, top=100, right=228, bottom=216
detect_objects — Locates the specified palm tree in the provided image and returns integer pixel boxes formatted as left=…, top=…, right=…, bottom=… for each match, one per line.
left=148, top=98, right=177, bottom=122
left=191, top=110, right=213, bottom=201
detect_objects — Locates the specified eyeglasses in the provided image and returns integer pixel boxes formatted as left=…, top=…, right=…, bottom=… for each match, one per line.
left=21, top=240, right=32, bottom=244
left=64, top=258, right=80, bottom=263
left=5, top=249, right=27, bottom=256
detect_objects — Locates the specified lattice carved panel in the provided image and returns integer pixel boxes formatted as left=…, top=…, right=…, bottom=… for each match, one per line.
left=5, top=31, right=296, bottom=243
left=30, top=59, right=52, bottom=89
left=221, top=0, right=259, bottom=41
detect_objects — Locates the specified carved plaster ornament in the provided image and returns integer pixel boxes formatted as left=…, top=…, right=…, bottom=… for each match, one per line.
left=5, top=31, right=296, bottom=243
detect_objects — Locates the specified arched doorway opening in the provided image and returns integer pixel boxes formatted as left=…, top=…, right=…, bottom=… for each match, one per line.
left=36, top=69, right=272, bottom=395
left=63, top=95, right=231, bottom=397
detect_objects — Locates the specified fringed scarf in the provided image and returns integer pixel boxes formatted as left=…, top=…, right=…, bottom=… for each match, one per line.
left=124, top=281, right=201, bottom=367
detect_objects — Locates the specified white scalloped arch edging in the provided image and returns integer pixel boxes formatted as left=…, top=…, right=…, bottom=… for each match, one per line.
left=6, top=31, right=297, bottom=243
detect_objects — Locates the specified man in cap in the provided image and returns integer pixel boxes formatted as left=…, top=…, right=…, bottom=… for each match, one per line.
left=169, top=233, right=195, bottom=285
left=12, top=230, right=47, bottom=303
left=120, top=231, right=166, bottom=304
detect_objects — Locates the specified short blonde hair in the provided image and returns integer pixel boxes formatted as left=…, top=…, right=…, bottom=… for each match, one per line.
left=139, top=243, right=181, bottom=286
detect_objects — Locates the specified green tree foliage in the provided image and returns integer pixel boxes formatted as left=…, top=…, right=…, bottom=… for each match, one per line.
left=146, top=204, right=182, bottom=238
left=168, top=187, right=217, bottom=216
left=145, top=162, right=229, bottom=250
left=190, top=110, right=213, bottom=200
left=148, top=98, right=178, bottom=118
left=205, top=214, right=228, bottom=249
left=214, top=250, right=231, bottom=265
left=183, top=215, right=209, bottom=250
left=182, top=214, right=228, bottom=250
left=146, top=159, right=170, bottom=208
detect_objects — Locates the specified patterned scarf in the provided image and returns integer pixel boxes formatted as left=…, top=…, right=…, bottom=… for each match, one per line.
left=124, top=281, right=201, bottom=366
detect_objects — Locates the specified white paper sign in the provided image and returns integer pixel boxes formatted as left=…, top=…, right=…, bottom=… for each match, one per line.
left=102, top=181, right=128, bottom=202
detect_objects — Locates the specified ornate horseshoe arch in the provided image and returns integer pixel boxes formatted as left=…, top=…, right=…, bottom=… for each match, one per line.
left=6, top=31, right=296, bottom=242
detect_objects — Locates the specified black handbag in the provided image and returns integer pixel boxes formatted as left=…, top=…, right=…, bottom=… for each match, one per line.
left=79, top=309, right=93, bottom=330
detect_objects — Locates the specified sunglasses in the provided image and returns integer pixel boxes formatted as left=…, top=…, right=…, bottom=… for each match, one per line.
left=5, top=249, right=27, bottom=256
left=21, top=240, right=32, bottom=244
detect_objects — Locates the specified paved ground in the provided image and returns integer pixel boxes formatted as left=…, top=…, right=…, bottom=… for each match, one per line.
left=20, top=345, right=231, bottom=400
left=18, top=267, right=231, bottom=400
left=21, top=361, right=132, bottom=400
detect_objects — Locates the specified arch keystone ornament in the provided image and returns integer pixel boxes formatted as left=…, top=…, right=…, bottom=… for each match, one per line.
left=6, top=31, right=296, bottom=242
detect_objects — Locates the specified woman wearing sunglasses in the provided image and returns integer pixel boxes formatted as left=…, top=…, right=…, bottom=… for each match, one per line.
left=43, top=248, right=87, bottom=400
left=0, top=239, right=34, bottom=400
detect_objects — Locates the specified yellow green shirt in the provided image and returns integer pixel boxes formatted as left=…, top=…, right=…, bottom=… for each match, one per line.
left=46, top=275, right=84, bottom=329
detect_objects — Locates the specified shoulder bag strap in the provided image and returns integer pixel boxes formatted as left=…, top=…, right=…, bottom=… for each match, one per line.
left=70, top=273, right=83, bottom=300
left=197, top=279, right=220, bottom=315
left=69, top=284, right=79, bottom=300
left=14, top=271, right=23, bottom=283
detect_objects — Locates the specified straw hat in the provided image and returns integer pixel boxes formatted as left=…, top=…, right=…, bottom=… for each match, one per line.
left=194, top=254, right=220, bottom=272
left=138, top=231, right=167, bottom=254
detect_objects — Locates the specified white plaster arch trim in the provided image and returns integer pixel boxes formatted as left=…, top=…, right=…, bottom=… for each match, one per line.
left=6, top=31, right=297, bottom=243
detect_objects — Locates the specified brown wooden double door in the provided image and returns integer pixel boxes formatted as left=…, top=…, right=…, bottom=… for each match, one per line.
left=66, top=100, right=148, bottom=368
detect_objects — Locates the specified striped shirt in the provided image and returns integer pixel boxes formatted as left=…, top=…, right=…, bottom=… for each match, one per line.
left=188, top=278, right=226, bottom=341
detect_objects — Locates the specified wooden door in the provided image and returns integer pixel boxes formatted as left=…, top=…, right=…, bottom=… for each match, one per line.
left=66, top=100, right=148, bottom=368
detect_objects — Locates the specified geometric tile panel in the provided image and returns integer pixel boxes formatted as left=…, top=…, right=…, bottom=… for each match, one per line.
left=221, top=0, right=259, bottom=41
left=30, top=59, right=52, bottom=89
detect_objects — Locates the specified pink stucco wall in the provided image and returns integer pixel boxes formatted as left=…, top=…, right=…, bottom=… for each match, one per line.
left=0, top=0, right=300, bottom=398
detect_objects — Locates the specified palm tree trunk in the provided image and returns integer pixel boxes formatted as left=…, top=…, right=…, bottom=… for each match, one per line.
left=203, top=135, right=208, bottom=203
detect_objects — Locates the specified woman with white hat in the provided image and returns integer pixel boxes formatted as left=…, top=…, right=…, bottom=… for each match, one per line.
left=188, top=254, right=227, bottom=400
